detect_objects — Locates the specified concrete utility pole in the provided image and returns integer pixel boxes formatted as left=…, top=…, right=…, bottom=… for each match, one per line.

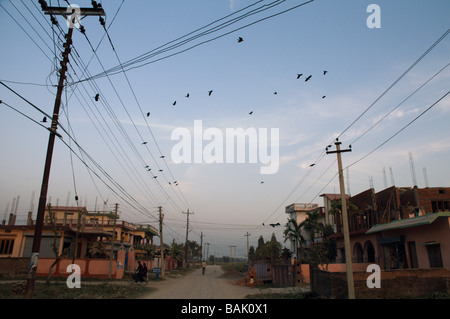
left=108, top=203, right=118, bottom=279
left=205, top=243, right=210, bottom=262
left=326, top=140, right=355, bottom=299
left=245, top=232, right=251, bottom=264
left=182, top=209, right=193, bottom=266
left=159, top=206, right=165, bottom=279
left=24, top=2, right=105, bottom=299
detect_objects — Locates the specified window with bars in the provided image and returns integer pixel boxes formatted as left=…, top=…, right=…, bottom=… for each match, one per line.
left=0, top=239, right=15, bottom=255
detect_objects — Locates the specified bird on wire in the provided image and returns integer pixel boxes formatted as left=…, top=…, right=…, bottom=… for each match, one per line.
left=41, top=116, right=47, bottom=123
left=94, top=93, right=100, bottom=101
left=269, top=223, right=281, bottom=227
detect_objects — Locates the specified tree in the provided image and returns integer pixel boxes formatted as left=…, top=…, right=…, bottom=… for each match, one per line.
left=283, top=218, right=304, bottom=260
left=267, top=233, right=282, bottom=261
left=248, top=246, right=255, bottom=260
left=170, top=239, right=184, bottom=262
left=254, top=235, right=267, bottom=260
left=280, top=247, right=292, bottom=261
left=46, top=204, right=68, bottom=285
left=300, top=209, right=325, bottom=244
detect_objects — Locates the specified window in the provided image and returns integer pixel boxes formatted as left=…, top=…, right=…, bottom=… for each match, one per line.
left=426, top=244, right=443, bottom=268
left=0, top=239, right=15, bottom=254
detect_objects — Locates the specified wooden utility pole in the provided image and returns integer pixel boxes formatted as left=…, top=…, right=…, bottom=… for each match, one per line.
left=200, top=232, right=203, bottom=261
left=326, top=140, right=355, bottom=299
left=182, top=209, right=193, bottom=266
left=108, top=203, right=118, bottom=279
left=159, top=206, right=165, bottom=279
left=24, top=3, right=105, bottom=299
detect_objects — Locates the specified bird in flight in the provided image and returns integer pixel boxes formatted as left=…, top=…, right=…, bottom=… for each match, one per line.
left=273, top=92, right=277, bottom=95
left=305, top=75, right=312, bottom=82
left=94, top=93, right=100, bottom=101
left=186, top=93, right=190, bottom=98
left=160, top=155, right=165, bottom=159
left=261, top=181, right=264, bottom=184
left=249, top=111, right=253, bottom=115
left=237, top=37, right=244, bottom=43
left=309, top=163, right=315, bottom=167
left=146, top=112, right=150, bottom=117
left=208, top=90, right=213, bottom=96
left=322, top=96, right=326, bottom=99
left=323, top=70, right=328, bottom=75
left=142, top=142, right=147, bottom=145
left=297, top=74, right=303, bottom=79
left=173, top=101, right=177, bottom=106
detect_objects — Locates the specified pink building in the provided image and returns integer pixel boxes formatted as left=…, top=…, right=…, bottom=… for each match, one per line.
left=325, top=186, right=450, bottom=270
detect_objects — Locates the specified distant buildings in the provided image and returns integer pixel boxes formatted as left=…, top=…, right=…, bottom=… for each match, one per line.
left=0, top=205, right=158, bottom=275
left=286, top=186, right=450, bottom=270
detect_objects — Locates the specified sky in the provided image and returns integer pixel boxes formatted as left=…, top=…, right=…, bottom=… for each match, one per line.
left=0, top=0, right=449, bottom=259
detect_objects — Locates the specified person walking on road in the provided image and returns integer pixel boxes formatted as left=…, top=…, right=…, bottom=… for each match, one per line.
left=202, top=260, right=206, bottom=275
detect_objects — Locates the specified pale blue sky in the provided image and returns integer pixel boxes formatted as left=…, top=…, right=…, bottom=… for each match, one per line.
left=1, top=0, right=449, bottom=258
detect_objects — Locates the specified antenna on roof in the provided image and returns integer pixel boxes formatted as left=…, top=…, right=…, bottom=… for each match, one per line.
left=369, top=176, right=374, bottom=189
left=423, top=167, right=430, bottom=188
left=409, top=152, right=417, bottom=187
left=382, top=167, right=387, bottom=189
left=389, top=167, right=395, bottom=186
left=346, top=167, right=351, bottom=196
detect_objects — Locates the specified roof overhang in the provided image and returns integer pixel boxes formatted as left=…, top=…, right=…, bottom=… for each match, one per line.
left=366, top=212, right=450, bottom=235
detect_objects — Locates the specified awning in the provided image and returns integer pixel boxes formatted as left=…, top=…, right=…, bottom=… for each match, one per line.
left=366, top=212, right=450, bottom=235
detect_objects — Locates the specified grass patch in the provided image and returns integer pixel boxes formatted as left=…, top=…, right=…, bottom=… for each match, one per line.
left=0, top=281, right=155, bottom=299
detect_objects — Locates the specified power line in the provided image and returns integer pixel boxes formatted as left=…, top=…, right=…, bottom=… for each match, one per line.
left=73, top=0, right=315, bottom=83
left=336, top=27, right=450, bottom=142
left=347, top=90, right=450, bottom=169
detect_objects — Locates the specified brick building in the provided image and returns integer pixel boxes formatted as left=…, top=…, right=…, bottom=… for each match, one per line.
left=325, top=186, right=450, bottom=269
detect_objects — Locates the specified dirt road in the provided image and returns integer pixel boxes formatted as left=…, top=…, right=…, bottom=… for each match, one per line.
left=141, top=265, right=256, bottom=299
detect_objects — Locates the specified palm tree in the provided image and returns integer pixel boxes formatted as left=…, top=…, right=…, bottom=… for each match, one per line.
left=283, top=218, right=304, bottom=260
left=300, top=209, right=325, bottom=244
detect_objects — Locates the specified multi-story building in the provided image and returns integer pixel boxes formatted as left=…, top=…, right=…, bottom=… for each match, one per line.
left=324, top=186, right=450, bottom=269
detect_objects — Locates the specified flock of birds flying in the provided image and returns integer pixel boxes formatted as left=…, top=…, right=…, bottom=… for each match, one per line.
left=81, top=36, right=330, bottom=228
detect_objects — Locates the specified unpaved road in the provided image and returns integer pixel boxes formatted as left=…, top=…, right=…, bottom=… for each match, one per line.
left=141, top=265, right=256, bottom=299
